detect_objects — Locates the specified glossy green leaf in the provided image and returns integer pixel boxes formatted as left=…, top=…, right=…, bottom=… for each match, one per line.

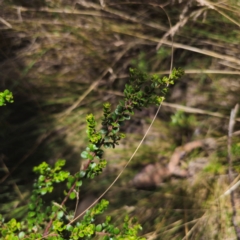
left=18, top=232, right=25, bottom=239
left=96, top=224, right=102, bottom=232
left=70, top=192, right=76, bottom=200
left=81, top=151, right=88, bottom=159
left=57, top=211, right=64, bottom=219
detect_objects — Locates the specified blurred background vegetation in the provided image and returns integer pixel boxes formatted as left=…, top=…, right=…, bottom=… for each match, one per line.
left=0, top=0, right=240, bottom=239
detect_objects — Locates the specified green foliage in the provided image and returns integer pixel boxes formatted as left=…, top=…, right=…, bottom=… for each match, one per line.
left=231, top=143, right=240, bottom=157
left=203, top=161, right=225, bottom=174
left=33, top=160, right=70, bottom=195
left=0, top=89, right=14, bottom=106
left=131, top=52, right=149, bottom=73
left=0, top=68, right=184, bottom=239
left=171, top=110, right=196, bottom=129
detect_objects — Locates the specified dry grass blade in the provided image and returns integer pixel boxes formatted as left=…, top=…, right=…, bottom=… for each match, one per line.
left=12, top=6, right=103, bottom=17
left=76, top=0, right=168, bottom=31
left=156, top=69, right=240, bottom=75
left=196, top=0, right=240, bottom=27
left=110, top=29, right=240, bottom=66
left=228, top=104, right=239, bottom=181
left=0, top=17, right=12, bottom=28
left=221, top=175, right=240, bottom=198
left=162, top=102, right=240, bottom=122
left=227, top=103, right=240, bottom=239
left=98, top=88, right=240, bottom=122
left=99, top=0, right=105, bottom=8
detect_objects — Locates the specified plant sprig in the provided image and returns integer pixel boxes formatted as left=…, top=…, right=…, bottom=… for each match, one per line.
left=0, top=89, right=14, bottom=106
left=82, top=68, right=184, bottom=173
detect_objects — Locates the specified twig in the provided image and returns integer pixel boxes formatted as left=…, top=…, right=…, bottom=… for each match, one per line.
left=228, top=104, right=239, bottom=181
left=221, top=178, right=240, bottom=198
left=227, top=103, right=240, bottom=239
left=74, top=190, right=79, bottom=218
left=156, top=0, right=193, bottom=50
left=0, top=17, right=12, bottom=28
left=17, top=7, right=23, bottom=22
left=99, top=0, right=105, bottom=8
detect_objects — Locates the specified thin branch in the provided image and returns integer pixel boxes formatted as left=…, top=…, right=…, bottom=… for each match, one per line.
left=17, top=7, right=23, bottom=22
left=227, top=103, right=240, bottom=239
left=99, top=0, right=105, bottom=8
left=156, top=0, right=194, bottom=50
left=0, top=17, right=12, bottom=28
left=221, top=178, right=240, bottom=197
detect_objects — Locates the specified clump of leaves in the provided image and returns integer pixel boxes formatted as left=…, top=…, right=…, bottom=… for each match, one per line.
left=0, top=89, right=14, bottom=106
left=171, top=110, right=196, bottom=129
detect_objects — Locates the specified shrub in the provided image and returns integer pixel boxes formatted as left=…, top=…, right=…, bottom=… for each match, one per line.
left=0, top=68, right=184, bottom=239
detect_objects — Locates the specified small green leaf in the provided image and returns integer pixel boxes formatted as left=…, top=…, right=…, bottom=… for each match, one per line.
left=70, top=192, right=76, bottom=200
left=90, top=162, right=97, bottom=170
left=123, top=114, right=131, bottom=120
left=28, top=211, right=36, bottom=218
left=107, top=224, right=114, bottom=233
left=57, top=211, right=64, bottom=219
left=38, top=175, right=45, bottom=182
left=76, top=180, right=82, bottom=187
left=100, top=129, right=108, bottom=134
left=114, top=227, right=120, bottom=234
left=54, top=159, right=66, bottom=169
left=67, top=181, right=72, bottom=189
left=96, top=224, right=102, bottom=232
left=87, top=153, right=94, bottom=160
left=78, top=171, right=86, bottom=178
left=115, top=105, right=124, bottom=115
left=103, top=236, right=110, bottom=240
left=118, top=116, right=125, bottom=122
left=89, top=144, right=98, bottom=151
left=40, top=188, right=47, bottom=195
left=66, top=224, right=73, bottom=231
left=104, top=142, right=113, bottom=148
left=106, top=216, right=111, bottom=223
left=28, top=203, right=35, bottom=210
left=81, top=151, right=88, bottom=159
left=19, top=232, right=25, bottom=239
